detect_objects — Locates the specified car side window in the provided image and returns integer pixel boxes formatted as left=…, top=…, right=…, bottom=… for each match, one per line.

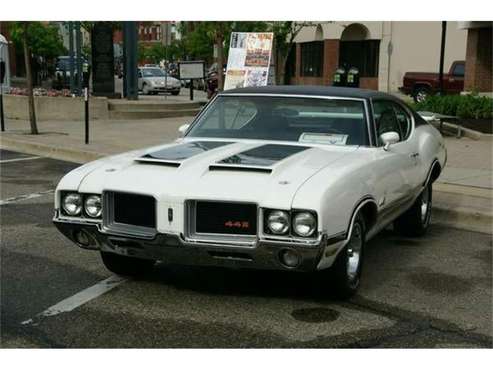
left=373, top=100, right=404, bottom=145
left=452, top=63, right=465, bottom=77
left=392, top=103, right=412, bottom=140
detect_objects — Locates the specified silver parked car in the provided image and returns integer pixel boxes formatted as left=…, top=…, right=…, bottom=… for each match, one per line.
left=138, top=67, right=181, bottom=96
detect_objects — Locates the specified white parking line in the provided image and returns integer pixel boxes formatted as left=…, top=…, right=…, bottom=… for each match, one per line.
left=0, top=189, right=54, bottom=205
left=21, top=275, right=127, bottom=326
left=0, top=156, right=41, bottom=164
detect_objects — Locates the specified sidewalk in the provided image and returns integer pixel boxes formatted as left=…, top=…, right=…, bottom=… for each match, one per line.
left=1, top=118, right=491, bottom=233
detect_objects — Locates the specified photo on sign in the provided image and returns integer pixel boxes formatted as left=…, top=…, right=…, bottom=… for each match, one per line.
left=224, top=69, right=246, bottom=90
left=245, top=69, right=268, bottom=87
left=245, top=33, right=272, bottom=67
left=230, top=32, right=247, bottom=49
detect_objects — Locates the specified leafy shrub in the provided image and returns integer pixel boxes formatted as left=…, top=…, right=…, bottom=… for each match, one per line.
left=412, top=93, right=493, bottom=119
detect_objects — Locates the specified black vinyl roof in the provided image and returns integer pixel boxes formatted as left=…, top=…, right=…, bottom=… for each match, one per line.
left=220, top=85, right=396, bottom=100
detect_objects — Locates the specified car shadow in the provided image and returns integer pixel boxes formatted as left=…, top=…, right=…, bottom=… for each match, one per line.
left=138, top=225, right=448, bottom=303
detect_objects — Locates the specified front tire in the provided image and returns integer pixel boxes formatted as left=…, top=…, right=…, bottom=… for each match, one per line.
left=394, top=183, right=432, bottom=237
left=142, top=83, right=151, bottom=95
left=100, top=252, right=155, bottom=277
left=327, top=213, right=366, bottom=299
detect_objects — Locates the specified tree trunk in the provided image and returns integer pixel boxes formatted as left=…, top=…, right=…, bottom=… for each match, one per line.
left=216, top=34, right=224, bottom=91
left=23, top=23, right=38, bottom=135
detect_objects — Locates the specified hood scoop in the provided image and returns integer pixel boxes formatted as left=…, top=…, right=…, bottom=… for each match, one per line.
left=209, top=164, right=272, bottom=173
left=135, top=140, right=235, bottom=167
left=209, top=144, right=310, bottom=174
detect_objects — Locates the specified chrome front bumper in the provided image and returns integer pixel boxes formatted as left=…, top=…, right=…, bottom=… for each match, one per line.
left=53, top=219, right=338, bottom=272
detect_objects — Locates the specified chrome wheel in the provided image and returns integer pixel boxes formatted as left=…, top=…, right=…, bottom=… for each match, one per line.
left=421, top=186, right=431, bottom=226
left=346, top=223, right=363, bottom=282
left=415, top=90, right=428, bottom=103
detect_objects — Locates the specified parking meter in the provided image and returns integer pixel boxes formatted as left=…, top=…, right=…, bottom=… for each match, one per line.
left=346, top=67, right=360, bottom=88
left=82, top=62, right=90, bottom=88
left=332, top=67, right=347, bottom=87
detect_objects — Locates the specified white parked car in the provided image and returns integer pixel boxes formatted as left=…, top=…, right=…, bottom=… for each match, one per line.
left=53, top=86, right=446, bottom=298
left=138, top=67, right=181, bottom=95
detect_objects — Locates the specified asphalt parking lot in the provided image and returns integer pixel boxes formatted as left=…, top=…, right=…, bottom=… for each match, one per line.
left=1, top=149, right=492, bottom=348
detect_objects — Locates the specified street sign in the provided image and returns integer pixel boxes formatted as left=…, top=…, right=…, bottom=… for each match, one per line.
left=178, top=61, right=205, bottom=80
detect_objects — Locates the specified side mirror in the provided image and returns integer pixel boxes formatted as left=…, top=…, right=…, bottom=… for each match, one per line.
left=380, top=131, right=400, bottom=151
left=178, top=123, right=190, bottom=137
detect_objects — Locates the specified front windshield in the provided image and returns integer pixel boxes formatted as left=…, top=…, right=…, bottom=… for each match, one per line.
left=187, top=96, right=369, bottom=146
left=142, top=68, right=166, bottom=77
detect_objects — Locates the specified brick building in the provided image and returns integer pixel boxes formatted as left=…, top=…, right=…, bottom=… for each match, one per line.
left=460, top=22, right=492, bottom=94
left=287, top=21, right=469, bottom=93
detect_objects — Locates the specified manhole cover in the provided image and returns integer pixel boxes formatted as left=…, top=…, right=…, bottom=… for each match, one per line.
left=291, top=307, right=340, bottom=323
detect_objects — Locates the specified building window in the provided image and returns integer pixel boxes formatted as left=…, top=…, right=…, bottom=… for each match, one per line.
left=300, top=41, right=324, bottom=77
left=339, top=40, right=380, bottom=77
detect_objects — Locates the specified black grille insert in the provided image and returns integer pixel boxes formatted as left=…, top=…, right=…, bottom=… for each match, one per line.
left=113, top=192, right=156, bottom=229
left=195, top=201, right=257, bottom=236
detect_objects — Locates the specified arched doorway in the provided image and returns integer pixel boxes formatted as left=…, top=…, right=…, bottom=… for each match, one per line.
left=339, top=23, right=380, bottom=88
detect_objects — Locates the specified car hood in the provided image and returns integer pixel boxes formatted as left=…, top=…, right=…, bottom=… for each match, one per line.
left=72, top=139, right=359, bottom=209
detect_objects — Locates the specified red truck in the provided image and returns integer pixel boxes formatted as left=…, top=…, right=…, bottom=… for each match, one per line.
left=399, top=60, right=465, bottom=102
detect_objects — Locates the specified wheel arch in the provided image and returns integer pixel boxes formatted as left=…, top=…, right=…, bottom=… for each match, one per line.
left=346, top=196, right=378, bottom=238
left=424, top=159, right=442, bottom=186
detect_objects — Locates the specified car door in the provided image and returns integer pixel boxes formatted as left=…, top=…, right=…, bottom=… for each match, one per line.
left=447, top=61, right=465, bottom=93
left=371, top=99, right=419, bottom=223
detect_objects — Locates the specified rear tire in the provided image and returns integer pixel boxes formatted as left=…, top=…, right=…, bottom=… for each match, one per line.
left=394, top=183, right=432, bottom=237
left=171, top=90, right=180, bottom=96
left=100, top=252, right=155, bottom=277
left=326, top=213, right=366, bottom=299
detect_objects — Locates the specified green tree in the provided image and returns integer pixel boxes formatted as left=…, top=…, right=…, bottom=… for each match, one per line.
left=9, top=22, right=65, bottom=134
left=10, top=22, right=66, bottom=60
left=271, top=21, right=316, bottom=85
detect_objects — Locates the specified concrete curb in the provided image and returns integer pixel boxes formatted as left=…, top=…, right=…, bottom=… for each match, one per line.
left=1, top=136, right=491, bottom=234
left=0, top=137, right=107, bottom=164
left=441, top=121, right=483, bottom=140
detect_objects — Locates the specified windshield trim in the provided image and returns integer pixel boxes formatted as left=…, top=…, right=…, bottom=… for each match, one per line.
left=185, top=93, right=373, bottom=147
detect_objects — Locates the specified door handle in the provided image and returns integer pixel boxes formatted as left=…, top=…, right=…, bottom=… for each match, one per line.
left=410, top=152, right=420, bottom=158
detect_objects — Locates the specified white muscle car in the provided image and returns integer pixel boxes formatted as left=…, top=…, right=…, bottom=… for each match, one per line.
left=53, top=86, right=446, bottom=298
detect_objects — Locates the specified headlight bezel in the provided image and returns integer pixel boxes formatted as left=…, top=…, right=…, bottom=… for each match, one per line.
left=60, top=192, right=102, bottom=219
left=84, top=194, right=102, bottom=218
left=61, top=192, right=83, bottom=216
left=263, top=208, right=318, bottom=238
left=292, top=211, right=317, bottom=237
left=265, top=210, right=290, bottom=235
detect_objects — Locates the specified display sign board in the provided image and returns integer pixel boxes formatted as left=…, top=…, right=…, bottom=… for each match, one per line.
left=224, top=32, right=273, bottom=90
left=179, top=61, right=205, bottom=80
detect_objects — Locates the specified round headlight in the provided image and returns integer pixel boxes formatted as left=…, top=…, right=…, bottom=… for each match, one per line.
left=267, top=210, right=290, bottom=234
left=62, top=193, right=82, bottom=216
left=293, top=212, right=316, bottom=237
left=84, top=195, right=102, bottom=218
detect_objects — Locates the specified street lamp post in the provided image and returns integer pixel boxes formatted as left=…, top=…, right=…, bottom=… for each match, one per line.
left=438, top=21, right=447, bottom=96
left=68, top=22, right=75, bottom=95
